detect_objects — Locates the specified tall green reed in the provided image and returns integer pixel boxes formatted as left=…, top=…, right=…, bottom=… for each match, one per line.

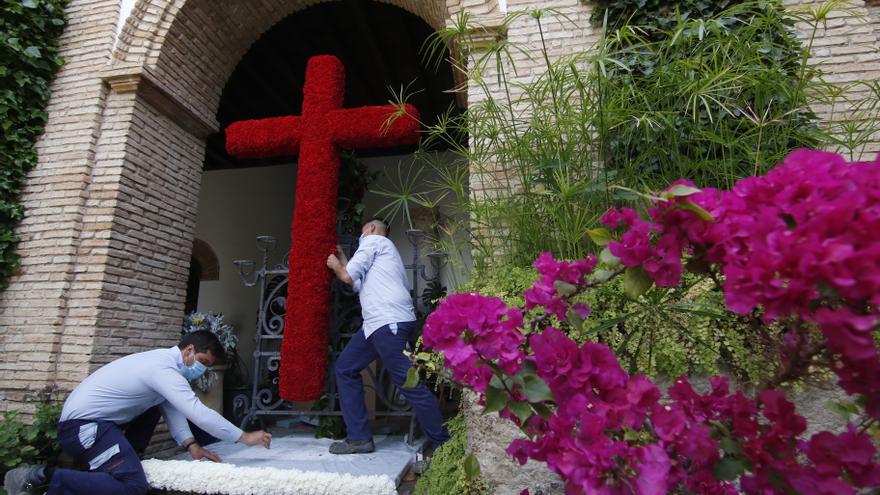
left=375, top=1, right=880, bottom=281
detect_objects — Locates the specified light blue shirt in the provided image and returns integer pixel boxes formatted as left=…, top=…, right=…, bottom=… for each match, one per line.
left=345, top=234, right=416, bottom=338
left=60, top=347, right=243, bottom=444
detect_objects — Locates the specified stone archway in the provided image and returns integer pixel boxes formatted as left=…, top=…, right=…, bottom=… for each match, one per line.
left=115, top=0, right=460, bottom=128
left=0, top=0, right=499, bottom=412
left=97, top=0, right=463, bottom=374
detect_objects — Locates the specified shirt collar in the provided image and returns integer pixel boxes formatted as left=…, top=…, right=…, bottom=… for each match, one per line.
left=170, top=346, right=183, bottom=367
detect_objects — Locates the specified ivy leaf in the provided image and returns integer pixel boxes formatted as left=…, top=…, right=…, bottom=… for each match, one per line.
left=463, top=453, right=481, bottom=479
left=482, top=386, right=508, bottom=415
left=567, top=307, right=584, bottom=332
left=587, top=227, right=615, bottom=246
left=623, top=266, right=653, bottom=299
left=489, top=374, right=506, bottom=389
left=23, top=46, right=41, bottom=58
left=22, top=0, right=38, bottom=8
left=825, top=399, right=859, bottom=421
left=522, top=374, right=553, bottom=403
left=402, top=367, right=420, bottom=389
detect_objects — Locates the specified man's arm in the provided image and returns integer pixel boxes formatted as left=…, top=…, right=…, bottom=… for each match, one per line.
left=160, top=402, right=222, bottom=462
left=150, top=369, right=271, bottom=450
left=327, top=246, right=354, bottom=286
left=328, top=238, right=377, bottom=289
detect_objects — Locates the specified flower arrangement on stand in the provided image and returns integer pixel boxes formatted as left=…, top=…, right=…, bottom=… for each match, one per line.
left=182, top=312, right=238, bottom=392
left=419, top=149, right=880, bottom=494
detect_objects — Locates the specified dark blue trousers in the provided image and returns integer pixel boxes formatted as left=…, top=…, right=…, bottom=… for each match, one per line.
left=47, top=407, right=160, bottom=495
left=335, top=322, right=450, bottom=446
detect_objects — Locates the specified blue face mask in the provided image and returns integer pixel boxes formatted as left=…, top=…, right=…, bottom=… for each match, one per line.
left=182, top=359, right=207, bottom=381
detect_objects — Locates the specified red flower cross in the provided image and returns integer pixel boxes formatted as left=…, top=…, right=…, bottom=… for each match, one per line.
left=225, top=55, right=421, bottom=400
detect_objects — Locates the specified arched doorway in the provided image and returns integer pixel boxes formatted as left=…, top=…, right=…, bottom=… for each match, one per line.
left=0, top=0, right=491, bottom=413
left=88, top=0, right=464, bottom=372
left=191, top=0, right=463, bottom=425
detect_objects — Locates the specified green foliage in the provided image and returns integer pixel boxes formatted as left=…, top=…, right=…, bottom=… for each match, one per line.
left=377, top=1, right=879, bottom=274
left=0, top=386, right=63, bottom=484
left=596, top=1, right=820, bottom=188
left=415, top=414, right=490, bottom=495
left=467, top=266, right=778, bottom=383
left=310, top=395, right=346, bottom=440
left=576, top=274, right=779, bottom=383
left=0, top=0, right=67, bottom=290
left=338, top=152, right=380, bottom=232
left=462, top=266, right=535, bottom=308
left=589, top=0, right=742, bottom=32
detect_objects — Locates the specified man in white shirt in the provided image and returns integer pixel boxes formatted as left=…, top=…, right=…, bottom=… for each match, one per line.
left=326, top=218, right=449, bottom=454
left=4, top=331, right=272, bottom=495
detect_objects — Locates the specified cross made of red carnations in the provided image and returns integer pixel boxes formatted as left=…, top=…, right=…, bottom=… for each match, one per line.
left=225, top=55, right=421, bottom=401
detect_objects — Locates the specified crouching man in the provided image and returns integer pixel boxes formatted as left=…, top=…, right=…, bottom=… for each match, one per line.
left=4, top=330, right=272, bottom=495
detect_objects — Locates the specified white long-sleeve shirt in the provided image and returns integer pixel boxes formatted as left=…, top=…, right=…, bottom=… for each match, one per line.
left=345, top=234, right=416, bottom=338
left=60, top=346, right=243, bottom=444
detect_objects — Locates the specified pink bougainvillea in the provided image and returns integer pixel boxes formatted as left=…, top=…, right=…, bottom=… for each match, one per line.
left=603, top=149, right=880, bottom=418
left=422, top=150, right=880, bottom=494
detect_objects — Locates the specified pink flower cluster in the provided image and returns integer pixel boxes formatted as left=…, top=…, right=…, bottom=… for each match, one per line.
left=420, top=149, right=880, bottom=493
left=603, top=149, right=880, bottom=417
left=426, top=289, right=880, bottom=494
left=523, top=252, right=597, bottom=320
left=421, top=293, right=525, bottom=392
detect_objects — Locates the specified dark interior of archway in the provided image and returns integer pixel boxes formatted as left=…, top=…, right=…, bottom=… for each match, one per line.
left=205, top=0, right=465, bottom=171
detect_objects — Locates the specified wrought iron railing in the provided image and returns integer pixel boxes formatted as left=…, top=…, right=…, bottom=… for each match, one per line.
left=230, top=219, right=444, bottom=444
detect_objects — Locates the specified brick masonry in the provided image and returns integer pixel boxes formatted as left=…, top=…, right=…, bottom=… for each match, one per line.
left=0, top=0, right=877, bottom=478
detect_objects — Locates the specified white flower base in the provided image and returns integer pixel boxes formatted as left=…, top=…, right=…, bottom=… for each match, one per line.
left=142, top=459, right=397, bottom=495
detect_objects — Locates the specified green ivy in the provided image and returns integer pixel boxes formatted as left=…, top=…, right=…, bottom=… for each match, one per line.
left=0, top=0, right=67, bottom=290
left=588, top=0, right=740, bottom=32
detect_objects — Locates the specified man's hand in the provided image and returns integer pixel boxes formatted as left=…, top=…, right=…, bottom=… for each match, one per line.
left=239, top=430, right=272, bottom=449
left=326, top=253, right=342, bottom=271
left=326, top=249, right=354, bottom=286
left=335, top=245, right=348, bottom=265
left=188, top=443, right=222, bottom=462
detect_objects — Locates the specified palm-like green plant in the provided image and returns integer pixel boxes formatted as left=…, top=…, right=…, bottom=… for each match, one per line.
left=376, top=0, right=879, bottom=285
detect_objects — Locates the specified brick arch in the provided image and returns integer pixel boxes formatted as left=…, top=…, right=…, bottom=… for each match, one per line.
left=191, top=238, right=219, bottom=281
left=114, top=0, right=479, bottom=130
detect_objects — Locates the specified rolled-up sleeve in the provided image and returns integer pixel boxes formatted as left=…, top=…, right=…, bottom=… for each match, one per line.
left=149, top=369, right=243, bottom=443
left=345, top=237, right=379, bottom=287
